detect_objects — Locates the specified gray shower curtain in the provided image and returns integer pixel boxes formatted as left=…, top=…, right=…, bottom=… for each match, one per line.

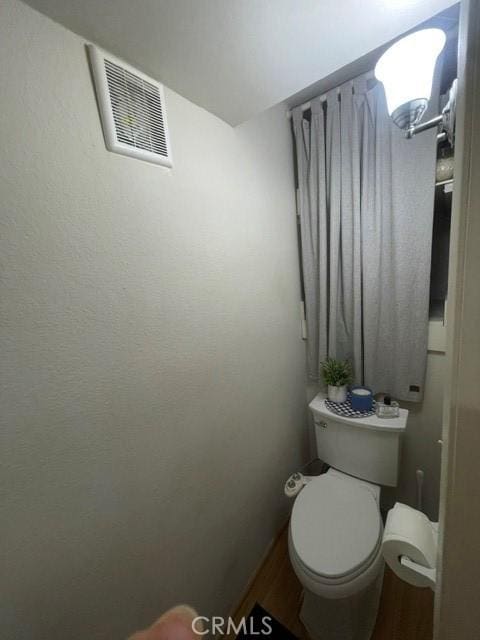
left=293, top=76, right=437, bottom=402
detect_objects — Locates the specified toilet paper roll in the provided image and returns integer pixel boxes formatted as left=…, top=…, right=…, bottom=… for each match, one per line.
left=382, top=502, right=437, bottom=588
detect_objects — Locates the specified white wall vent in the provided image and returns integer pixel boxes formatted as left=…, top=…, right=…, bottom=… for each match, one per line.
left=87, top=45, right=172, bottom=167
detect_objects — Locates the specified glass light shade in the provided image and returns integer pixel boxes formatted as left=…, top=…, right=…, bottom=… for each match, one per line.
left=375, top=29, right=446, bottom=126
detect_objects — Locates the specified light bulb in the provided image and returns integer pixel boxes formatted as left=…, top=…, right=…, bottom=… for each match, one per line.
left=375, top=28, right=446, bottom=129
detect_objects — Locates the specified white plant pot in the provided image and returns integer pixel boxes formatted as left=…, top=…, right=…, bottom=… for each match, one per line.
left=328, top=384, right=348, bottom=403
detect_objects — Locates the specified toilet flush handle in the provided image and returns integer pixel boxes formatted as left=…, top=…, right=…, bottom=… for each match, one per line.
left=317, top=420, right=328, bottom=429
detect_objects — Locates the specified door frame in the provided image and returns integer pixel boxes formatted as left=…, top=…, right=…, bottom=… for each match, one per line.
left=435, top=0, right=480, bottom=637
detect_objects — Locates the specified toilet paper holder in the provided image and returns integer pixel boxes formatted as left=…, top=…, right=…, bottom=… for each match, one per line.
left=400, top=555, right=436, bottom=590
left=382, top=504, right=439, bottom=591
left=399, top=521, right=438, bottom=590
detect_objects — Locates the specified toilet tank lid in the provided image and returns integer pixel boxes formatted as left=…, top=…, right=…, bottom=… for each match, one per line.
left=309, top=393, right=408, bottom=433
left=290, top=474, right=382, bottom=578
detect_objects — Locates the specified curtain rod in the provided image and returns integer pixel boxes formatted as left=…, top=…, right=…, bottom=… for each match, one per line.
left=286, top=70, right=376, bottom=119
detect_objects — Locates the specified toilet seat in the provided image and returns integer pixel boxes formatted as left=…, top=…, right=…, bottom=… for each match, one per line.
left=289, top=531, right=384, bottom=599
left=290, top=472, right=382, bottom=584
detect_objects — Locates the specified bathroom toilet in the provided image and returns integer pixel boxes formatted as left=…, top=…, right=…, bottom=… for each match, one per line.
left=288, top=393, right=408, bottom=640
left=289, top=469, right=384, bottom=599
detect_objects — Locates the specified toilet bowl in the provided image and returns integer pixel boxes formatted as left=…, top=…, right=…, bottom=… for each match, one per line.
left=289, top=469, right=384, bottom=599
left=288, top=469, right=385, bottom=640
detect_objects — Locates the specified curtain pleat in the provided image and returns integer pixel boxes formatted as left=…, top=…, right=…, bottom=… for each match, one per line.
left=293, top=98, right=328, bottom=382
left=360, top=85, right=437, bottom=401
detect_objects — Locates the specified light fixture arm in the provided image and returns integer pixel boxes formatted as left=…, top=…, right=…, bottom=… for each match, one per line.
left=405, top=114, right=443, bottom=139
left=405, top=79, right=457, bottom=144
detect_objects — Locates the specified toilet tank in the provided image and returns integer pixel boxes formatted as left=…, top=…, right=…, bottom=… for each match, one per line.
left=309, top=393, right=408, bottom=487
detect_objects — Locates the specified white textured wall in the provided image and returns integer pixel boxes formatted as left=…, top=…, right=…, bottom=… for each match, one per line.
left=397, top=351, right=445, bottom=520
left=0, top=1, right=308, bottom=638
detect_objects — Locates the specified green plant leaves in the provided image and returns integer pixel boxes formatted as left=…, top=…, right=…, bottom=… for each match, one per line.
left=320, top=358, right=353, bottom=386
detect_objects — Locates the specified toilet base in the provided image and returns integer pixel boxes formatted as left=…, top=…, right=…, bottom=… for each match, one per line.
left=299, top=565, right=384, bottom=640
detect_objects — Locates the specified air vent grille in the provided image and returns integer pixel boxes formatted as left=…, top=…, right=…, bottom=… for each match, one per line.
left=104, top=59, right=168, bottom=157
left=88, top=45, right=172, bottom=167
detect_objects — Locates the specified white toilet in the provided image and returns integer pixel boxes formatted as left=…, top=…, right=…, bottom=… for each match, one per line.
left=288, top=393, right=408, bottom=640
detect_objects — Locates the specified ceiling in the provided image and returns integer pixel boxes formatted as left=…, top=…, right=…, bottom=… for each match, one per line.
left=23, top=0, right=457, bottom=125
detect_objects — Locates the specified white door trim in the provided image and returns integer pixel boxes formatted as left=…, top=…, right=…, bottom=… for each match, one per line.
left=435, top=0, right=480, bottom=637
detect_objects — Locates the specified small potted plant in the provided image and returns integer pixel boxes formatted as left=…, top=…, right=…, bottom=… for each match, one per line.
left=321, top=358, right=353, bottom=403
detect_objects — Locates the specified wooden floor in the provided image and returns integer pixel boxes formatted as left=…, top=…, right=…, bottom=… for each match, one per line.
left=226, top=525, right=433, bottom=640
